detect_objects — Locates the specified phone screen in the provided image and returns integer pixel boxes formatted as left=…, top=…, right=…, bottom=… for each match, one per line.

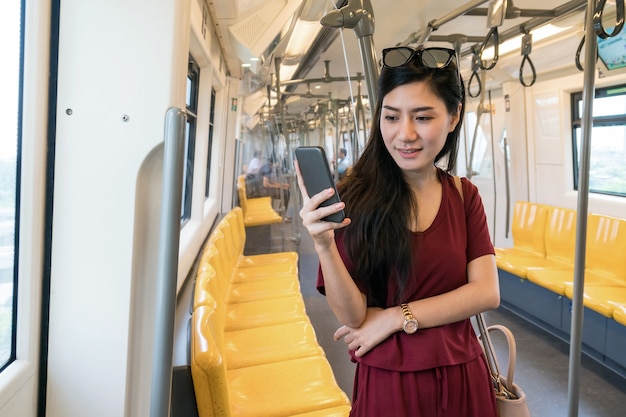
left=295, top=146, right=345, bottom=223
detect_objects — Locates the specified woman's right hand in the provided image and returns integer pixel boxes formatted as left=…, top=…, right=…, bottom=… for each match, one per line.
left=295, top=161, right=350, bottom=249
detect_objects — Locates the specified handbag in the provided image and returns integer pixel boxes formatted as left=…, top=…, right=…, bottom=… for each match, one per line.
left=475, top=313, right=531, bottom=417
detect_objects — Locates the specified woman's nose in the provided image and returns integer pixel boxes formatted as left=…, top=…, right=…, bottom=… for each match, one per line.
left=399, top=118, right=418, bottom=141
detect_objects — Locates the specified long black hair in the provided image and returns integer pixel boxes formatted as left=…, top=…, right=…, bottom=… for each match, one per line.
left=337, top=55, right=465, bottom=308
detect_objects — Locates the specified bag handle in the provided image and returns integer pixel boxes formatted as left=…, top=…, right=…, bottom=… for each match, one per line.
left=476, top=314, right=519, bottom=398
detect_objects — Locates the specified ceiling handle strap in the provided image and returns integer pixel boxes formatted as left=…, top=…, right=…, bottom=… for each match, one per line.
left=468, top=50, right=483, bottom=98
left=519, top=32, right=536, bottom=87
left=478, top=26, right=499, bottom=71
left=594, top=0, right=625, bottom=39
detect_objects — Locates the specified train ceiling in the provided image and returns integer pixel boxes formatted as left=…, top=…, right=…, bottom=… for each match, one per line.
left=206, top=0, right=598, bottom=123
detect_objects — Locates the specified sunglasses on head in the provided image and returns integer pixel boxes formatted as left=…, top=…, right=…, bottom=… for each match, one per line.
left=382, top=46, right=456, bottom=70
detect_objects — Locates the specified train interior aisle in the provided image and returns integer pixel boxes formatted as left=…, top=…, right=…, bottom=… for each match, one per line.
left=236, top=218, right=626, bottom=417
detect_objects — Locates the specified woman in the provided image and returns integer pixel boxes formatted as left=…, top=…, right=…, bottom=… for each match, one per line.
left=295, top=46, right=500, bottom=417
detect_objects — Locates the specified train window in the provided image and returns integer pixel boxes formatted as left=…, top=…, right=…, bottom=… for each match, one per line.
left=182, top=57, right=200, bottom=223
left=205, top=87, right=215, bottom=198
left=572, top=85, right=626, bottom=196
left=0, top=0, right=21, bottom=370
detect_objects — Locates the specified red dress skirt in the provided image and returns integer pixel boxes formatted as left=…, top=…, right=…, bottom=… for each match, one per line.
left=349, top=353, right=498, bottom=417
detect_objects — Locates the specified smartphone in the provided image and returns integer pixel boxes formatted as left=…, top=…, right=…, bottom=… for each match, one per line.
left=295, top=146, right=345, bottom=223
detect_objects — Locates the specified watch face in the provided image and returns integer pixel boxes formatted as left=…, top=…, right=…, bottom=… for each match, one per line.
left=404, top=320, right=418, bottom=334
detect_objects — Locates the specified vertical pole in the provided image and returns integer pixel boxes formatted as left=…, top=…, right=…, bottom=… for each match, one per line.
left=320, top=0, right=379, bottom=106
left=568, top=2, right=596, bottom=416
left=150, top=107, right=186, bottom=417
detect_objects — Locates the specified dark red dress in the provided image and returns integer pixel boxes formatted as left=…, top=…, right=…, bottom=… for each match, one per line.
left=317, top=171, right=498, bottom=417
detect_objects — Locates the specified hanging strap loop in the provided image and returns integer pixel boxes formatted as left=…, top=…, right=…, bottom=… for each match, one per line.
left=594, top=0, right=625, bottom=39
left=468, top=50, right=483, bottom=98
left=519, top=32, right=536, bottom=87
left=478, top=27, right=499, bottom=71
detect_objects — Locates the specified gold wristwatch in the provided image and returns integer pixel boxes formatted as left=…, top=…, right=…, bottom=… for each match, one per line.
left=400, top=303, right=418, bottom=334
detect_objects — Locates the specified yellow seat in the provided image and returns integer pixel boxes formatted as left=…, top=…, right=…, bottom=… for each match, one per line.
left=226, top=207, right=299, bottom=267
left=497, top=206, right=576, bottom=279
left=223, top=321, right=324, bottom=369
left=206, top=230, right=298, bottom=282
left=564, top=285, right=626, bottom=318
left=193, top=268, right=309, bottom=332
left=236, top=175, right=283, bottom=226
left=613, top=305, right=626, bottom=326
left=495, top=202, right=548, bottom=259
left=192, top=306, right=351, bottom=417
left=197, top=290, right=324, bottom=370
left=527, top=268, right=575, bottom=295
left=224, top=296, right=309, bottom=331
left=582, top=214, right=626, bottom=286
left=200, top=243, right=301, bottom=304
left=528, top=214, right=626, bottom=294
left=226, top=276, right=302, bottom=304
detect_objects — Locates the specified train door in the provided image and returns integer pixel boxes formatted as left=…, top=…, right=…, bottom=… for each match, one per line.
left=460, top=84, right=524, bottom=249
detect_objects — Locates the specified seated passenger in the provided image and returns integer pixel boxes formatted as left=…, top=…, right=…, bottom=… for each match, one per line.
left=336, top=148, right=351, bottom=180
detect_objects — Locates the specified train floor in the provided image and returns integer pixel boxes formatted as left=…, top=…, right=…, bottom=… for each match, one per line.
left=244, top=219, right=626, bottom=417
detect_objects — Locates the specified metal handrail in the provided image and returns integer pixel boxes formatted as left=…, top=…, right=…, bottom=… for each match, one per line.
left=150, top=107, right=186, bottom=417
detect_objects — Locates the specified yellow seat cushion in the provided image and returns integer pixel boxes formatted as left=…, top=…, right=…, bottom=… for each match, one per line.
left=497, top=255, right=568, bottom=279
left=224, top=296, right=308, bottom=331
left=527, top=267, right=574, bottom=295
left=564, top=285, right=626, bottom=318
left=227, top=356, right=350, bottom=417
left=561, top=269, right=626, bottom=294
left=223, top=320, right=323, bottom=370
left=495, top=201, right=548, bottom=260
left=613, top=305, right=626, bottom=326
left=226, top=275, right=302, bottom=304
left=225, top=207, right=299, bottom=267
left=192, top=306, right=350, bottom=417
left=230, top=262, right=298, bottom=283
left=236, top=175, right=283, bottom=226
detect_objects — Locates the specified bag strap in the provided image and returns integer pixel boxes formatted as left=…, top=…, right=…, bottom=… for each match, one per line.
left=453, top=175, right=519, bottom=399
left=453, top=175, right=463, bottom=203
left=487, top=324, right=517, bottom=393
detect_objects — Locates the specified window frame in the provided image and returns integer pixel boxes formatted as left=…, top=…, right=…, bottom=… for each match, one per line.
left=571, top=84, right=626, bottom=198
left=205, top=87, right=215, bottom=199
left=182, top=57, right=200, bottom=223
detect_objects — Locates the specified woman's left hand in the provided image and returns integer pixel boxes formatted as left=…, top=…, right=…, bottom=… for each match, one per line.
left=333, top=307, right=397, bottom=357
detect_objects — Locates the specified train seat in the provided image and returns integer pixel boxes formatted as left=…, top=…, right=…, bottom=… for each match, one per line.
left=581, top=214, right=626, bottom=286
left=236, top=175, right=283, bottom=226
left=195, top=290, right=323, bottom=370
left=564, top=285, right=626, bottom=318
left=528, top=214, right=626, bottom=295
left=223, top=296, right=310, bottom=332
left=207, top=228, right=297, bottom=278
left=495, top=201, right=548, bottom=259
left=226, top=207, right=299, bottom=267
left=191, top=305, right=351, bottom=417
left=526, top=268, right=575, bottom=295
left=497, top=206, right=577, bottom=279
left=194, top=267, right=309, bottom=332
left=613, top=305, right=626, bottom=326
left=201, top=242, right=301, bottom=304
